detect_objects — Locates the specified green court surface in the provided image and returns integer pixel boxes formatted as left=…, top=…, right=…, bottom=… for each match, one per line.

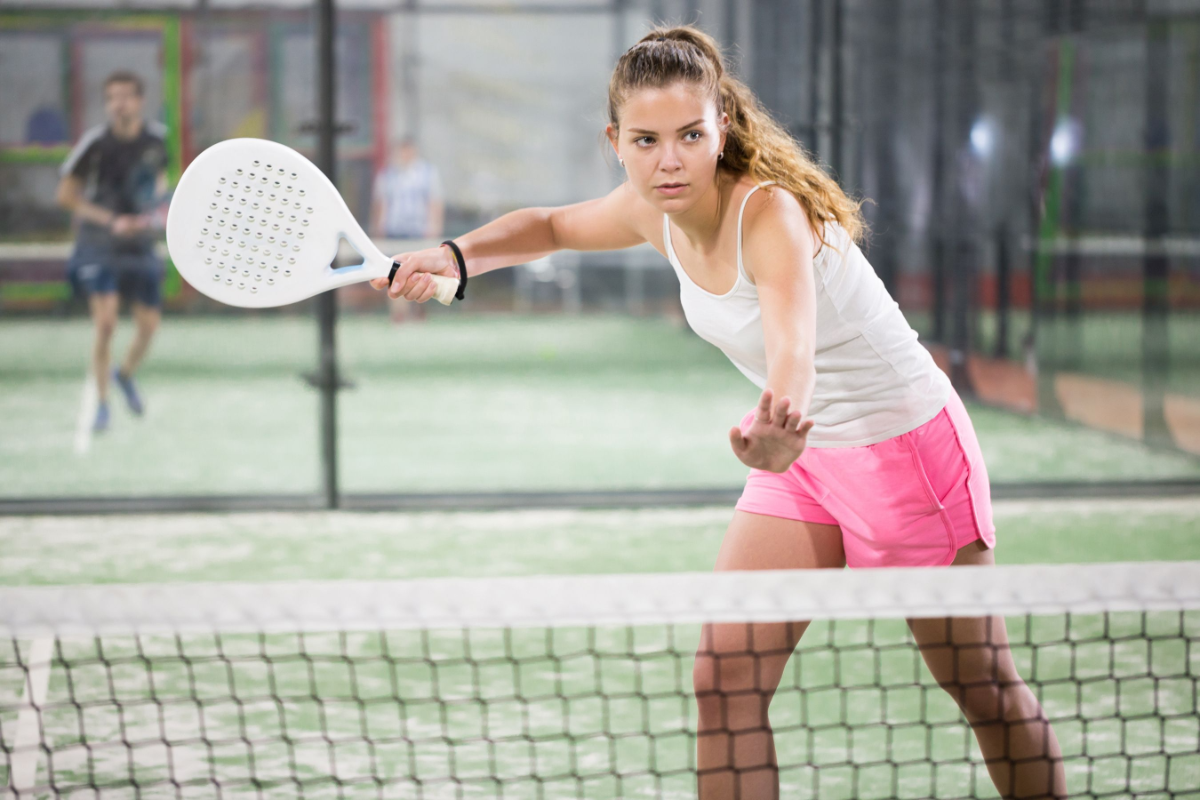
left=3, top=498, right=1200, bottom=587
left=2, top=315, right=1199, bottom=499
left=2, top=500, right=1200, bottom=798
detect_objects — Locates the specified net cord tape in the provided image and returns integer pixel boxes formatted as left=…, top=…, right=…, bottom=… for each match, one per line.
left=4, top=561, right=1199, bottom=638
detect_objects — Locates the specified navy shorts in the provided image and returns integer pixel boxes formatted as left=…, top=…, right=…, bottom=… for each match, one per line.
left=68, top=244, right=164, bottom=308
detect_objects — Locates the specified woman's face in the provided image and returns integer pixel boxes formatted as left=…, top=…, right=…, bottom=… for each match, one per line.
left=609, top=82, right=727, bottom=214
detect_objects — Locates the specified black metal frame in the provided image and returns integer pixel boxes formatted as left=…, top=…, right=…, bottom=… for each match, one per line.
left=315, top=0, right=341, bottom=507
left=3, top=479, right=1198, bottom=517
left=1142, top=13, right=1171, bottom=449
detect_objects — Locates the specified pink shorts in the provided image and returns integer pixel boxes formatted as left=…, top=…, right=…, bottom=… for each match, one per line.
left=736, top=390, right=996, bottom=568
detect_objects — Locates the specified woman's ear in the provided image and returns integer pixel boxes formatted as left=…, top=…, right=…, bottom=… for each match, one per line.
left=605, top=124, right=620, bottom=160
left=718, top=112, right=730, bottom=154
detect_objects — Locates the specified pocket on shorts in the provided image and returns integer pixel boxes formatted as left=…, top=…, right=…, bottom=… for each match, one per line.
left=849, top=430, right=957, bottom=562
left=898, top=427, right=959, bottom=558
left=908, top=408, right=970, bottom=506
left=844, top=431, right=948, bottom=522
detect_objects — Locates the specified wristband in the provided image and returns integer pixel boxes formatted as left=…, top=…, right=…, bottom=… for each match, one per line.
left=441, top=240, right=468, bottom=301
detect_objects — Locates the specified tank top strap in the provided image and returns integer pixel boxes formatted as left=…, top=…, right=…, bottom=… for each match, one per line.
left=736, top=182, right=777, bottom=281
left=661, top=212, right=683, bottom=278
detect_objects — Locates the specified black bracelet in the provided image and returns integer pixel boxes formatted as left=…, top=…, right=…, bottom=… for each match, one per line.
left=385, top=242, right=468, bottom=301
left=442, top=240, right=468, bottom=301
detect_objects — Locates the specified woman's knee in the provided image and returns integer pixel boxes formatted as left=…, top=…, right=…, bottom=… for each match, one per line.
left=693, top=656, right=775, bottom=738
left=938, top=670, right=1041, bottom=728
left=944, top=677, right=1005, bottom=724
left=693, top=635, right=784, bottom=719
left=692, top=652, right=722, bottom=717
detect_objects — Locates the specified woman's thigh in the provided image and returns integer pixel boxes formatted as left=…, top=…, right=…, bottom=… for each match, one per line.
left=698, top=512, right=847, bottom=693
left=715, top=511, right=847, bottom=572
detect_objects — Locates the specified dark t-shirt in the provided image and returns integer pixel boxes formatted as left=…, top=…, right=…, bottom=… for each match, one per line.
left=61, top=122, right=168, bottom=254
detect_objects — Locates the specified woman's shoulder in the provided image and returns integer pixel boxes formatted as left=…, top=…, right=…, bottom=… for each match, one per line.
left=738, top=180, right=818, bottom=250
left=736, top=184, right=824, bottom=279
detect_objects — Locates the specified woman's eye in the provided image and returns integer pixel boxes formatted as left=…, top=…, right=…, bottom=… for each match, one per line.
left=684, top=130, right=703, bottom=141
left=635, top=136, right=655, bottom=147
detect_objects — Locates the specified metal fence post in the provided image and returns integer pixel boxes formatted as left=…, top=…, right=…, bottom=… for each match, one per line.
left=316, top=0, right=340, bottom=508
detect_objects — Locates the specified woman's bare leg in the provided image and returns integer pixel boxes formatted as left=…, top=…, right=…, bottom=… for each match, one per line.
left=908, top=541, right=1067, bottom=799
left=695, top=511, right=845, bottom=800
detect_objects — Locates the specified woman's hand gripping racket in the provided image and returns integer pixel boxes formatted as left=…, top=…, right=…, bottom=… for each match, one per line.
left=166, top=138, right=459, bottom=308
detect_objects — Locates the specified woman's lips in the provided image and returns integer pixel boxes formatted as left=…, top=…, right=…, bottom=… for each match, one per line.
left=656, top=183, right=687, bottom=196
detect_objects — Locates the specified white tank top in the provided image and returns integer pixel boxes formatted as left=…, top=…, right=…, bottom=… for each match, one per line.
left=663, top=183, right=951, bottom=448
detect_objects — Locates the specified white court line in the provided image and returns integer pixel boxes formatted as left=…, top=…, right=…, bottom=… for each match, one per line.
left=993, top=496, right=1200, bottom=517
left=73, top=371, right=96, bottom=456
left=5, top=638, right=53, bottom=799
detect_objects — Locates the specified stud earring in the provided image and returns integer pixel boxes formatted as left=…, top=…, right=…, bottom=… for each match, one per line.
left=619, top=157, right=625, bottom=167
left=718, top=152, right=724, bottom=160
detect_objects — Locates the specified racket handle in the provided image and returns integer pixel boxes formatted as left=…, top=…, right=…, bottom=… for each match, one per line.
left=386, top=261, right=458, bottom=306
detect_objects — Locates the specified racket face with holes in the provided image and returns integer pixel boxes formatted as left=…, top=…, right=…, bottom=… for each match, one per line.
left=166, top=138, right=386, bottom=308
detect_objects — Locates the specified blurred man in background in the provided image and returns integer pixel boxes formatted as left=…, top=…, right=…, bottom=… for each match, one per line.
left=57, top=71, right=169, bottom=433
left=371, top=138, right=444, bottom=322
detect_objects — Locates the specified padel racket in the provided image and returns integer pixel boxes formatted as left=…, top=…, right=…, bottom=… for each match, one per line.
left=166, top=138, right=458, bottom=308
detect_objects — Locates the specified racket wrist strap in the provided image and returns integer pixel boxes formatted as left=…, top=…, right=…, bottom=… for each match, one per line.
left=442, top=240, right=468, bottom=301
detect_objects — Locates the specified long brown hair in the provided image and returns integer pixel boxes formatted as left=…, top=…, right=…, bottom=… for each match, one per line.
left=608, top=25, right=865, bottom=244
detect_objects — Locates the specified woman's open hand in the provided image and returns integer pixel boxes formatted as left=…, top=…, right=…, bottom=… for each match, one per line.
left=369, top=245, right=458, bottom=302
left=729, top=389, right=815, bottom=473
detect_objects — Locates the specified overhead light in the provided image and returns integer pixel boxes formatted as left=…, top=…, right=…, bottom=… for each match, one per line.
left=1050, top=120, right=1079, bottom=166
left=969, top=118, right=994, bottom=157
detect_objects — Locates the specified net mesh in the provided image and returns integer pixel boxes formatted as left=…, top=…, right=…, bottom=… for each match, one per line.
left=3, top=563, right=1199, bottom=799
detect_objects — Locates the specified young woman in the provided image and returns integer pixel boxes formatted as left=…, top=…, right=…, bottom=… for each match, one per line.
left=373, top=25, right=1065, bottom=800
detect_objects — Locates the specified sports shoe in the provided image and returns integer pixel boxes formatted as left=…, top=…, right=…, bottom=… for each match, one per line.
left=113, top=368, right=144, bottom=416
left=93, top=402, right=110, bottom=433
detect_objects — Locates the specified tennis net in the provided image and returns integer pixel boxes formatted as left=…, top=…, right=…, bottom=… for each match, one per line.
left=3, top=562, right=1199, bottom=799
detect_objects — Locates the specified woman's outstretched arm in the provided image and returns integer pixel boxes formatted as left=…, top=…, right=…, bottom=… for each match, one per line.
left=728, top=188, right=820, bottom=473
left=372, top=182, right=650, bottom=301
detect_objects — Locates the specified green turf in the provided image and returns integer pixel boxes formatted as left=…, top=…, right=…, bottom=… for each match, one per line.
left=2, top=500, right=1199, bottom=587
left=2, top=315, right=1199, bottom=499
